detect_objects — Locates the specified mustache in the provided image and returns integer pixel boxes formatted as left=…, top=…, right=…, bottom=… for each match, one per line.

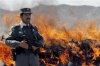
left=26, top=18, right=30, bottom=20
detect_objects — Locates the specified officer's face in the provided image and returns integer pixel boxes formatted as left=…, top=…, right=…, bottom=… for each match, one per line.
left=21, top=13, right=31, bottom=24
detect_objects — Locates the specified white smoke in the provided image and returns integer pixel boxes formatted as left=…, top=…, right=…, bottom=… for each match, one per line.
left=86, top=7, right=98, bottom=18
left=57, top=0, right=100, bottom=7
left=0, top=0, right=57, bottom=11
left=0, top=0, right=100, bottom=11
left=0, top=20, right=8, bottom=36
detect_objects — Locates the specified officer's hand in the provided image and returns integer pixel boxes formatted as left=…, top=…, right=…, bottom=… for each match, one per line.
left=19, top=40, right=28, bottom=49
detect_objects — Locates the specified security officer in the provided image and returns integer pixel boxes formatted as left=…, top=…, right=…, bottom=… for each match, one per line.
left=5, top=8, right=44, bottom=66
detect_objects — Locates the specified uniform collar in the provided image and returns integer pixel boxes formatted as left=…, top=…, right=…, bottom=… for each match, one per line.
left=20, top=21, right=30, bottom=28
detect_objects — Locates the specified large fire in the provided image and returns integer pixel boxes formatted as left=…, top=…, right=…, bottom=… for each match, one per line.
left=0, top=41, right=14, bottom=66
left=0, top=13, right=100, bottom=66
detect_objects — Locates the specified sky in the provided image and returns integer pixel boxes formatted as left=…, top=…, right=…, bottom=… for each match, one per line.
left=57, top=0, right=100, bottom=6
left=0, top=0, right=100, bottom=11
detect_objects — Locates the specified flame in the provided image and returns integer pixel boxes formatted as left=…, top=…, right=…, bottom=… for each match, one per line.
left=91, top=43, right=100, bottom=60
left=0, top=13, right=100, bottom=66
left=0, top=41, right=14, bottom=66
left=59, top=50, right=69, bottom=65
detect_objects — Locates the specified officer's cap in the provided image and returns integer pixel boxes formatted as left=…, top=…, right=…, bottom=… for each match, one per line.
left=20, top=8, right=32, bottom=14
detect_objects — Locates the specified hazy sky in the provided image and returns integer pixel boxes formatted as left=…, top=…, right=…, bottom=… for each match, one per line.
left=0, top=0, right=100, bottom=11
left=57, top=0, right=100, bottom=6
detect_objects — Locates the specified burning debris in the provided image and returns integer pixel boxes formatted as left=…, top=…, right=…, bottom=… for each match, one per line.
left=38, top=39, right=100, bottom=66
left=0, top=42, right=14, bottom=66
left=0, top=9, right=100, bottom=66
left=0, top=37, right=100, bottom=66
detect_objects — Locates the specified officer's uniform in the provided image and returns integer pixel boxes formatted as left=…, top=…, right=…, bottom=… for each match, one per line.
left=5, top=8, right=44, bottom=66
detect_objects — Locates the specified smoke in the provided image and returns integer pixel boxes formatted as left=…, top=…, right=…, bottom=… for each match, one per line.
left=0, top=0, right=57, bottom=11
left=0, top=0, right=100, bottom=40
left=86, top=7, right=98, bottom=18
left=0, top=20, right=8, bottom=36
left=0, top=0, right=57, bottom=36
left=1, top=0, right=100, bottom=11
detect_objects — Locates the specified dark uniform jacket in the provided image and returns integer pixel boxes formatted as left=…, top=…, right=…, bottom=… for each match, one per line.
left=5, top=22, right=44, bottom=53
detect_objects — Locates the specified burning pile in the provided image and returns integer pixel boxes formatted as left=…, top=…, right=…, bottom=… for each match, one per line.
left=38, top=39, right=100, bottom=66
left=0, top=13, right=100, bottom=66
left=0, top=38, right=100, bottom=66
left=0, top=41, right=14, bottom=66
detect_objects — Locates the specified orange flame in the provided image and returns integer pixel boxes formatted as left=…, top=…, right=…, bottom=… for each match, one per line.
left=0, top=13, right=100, bottom=66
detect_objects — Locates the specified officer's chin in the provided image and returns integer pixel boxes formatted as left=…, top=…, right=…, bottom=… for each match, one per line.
left=26, top=20, right=30, bottom=23
left=26, top=19, right=30, bottom=22
left=24, top=21, right=30, bottom=24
